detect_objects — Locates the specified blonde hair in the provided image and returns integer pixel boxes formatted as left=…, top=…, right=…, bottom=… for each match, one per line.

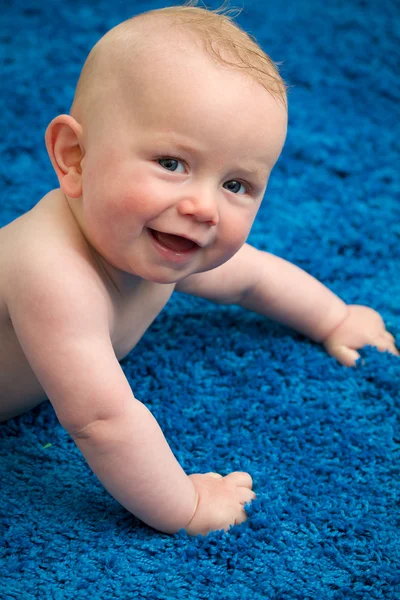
left=71, top=1, right=287, bottom=119
left=143, top=2, right=286, bottom=102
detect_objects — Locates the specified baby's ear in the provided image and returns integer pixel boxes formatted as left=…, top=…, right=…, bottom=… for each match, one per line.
left=45, top=115, right=84, bottom=198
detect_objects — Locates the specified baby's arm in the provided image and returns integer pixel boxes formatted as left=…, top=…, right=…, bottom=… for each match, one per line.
left=176, top=244, right=398, bottom=365
left=7, top=260, right=253, bottom=534
left=177, top=244, right=348, bottom=340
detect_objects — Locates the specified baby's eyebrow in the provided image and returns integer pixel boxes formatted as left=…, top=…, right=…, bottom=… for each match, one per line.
left=152, top=135, right=206, bottom=156
left=236, top=164, right=270, bottom=184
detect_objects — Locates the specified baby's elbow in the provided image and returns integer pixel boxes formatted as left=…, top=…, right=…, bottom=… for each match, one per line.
left=63, top=398, right=147, bottom=443
left=53, top=393, right=139, bottom=440
left=54, top=407, right=114, bottom=441
left=67, top=418, right=128, bottom=456
left=68, top=418, right=109, bottom=441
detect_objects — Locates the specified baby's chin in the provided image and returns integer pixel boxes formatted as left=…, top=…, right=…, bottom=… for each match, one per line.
left=98, top=246, right=230, bottom=287
left=111, top=260, right=194, bottom=286
left=136, top=267, right=195, bottom=285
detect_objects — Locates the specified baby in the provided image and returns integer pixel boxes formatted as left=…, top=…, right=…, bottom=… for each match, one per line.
left=0, top=4, right=398, bottom=536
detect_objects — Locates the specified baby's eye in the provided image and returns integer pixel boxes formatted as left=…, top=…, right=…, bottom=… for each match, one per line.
left=223, top=180, right=247, bottom=195
left=158, top=158, right=185, bottom=173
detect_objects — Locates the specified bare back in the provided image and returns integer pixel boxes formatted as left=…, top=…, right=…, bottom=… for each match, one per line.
left=0, top=189, right=174, bottom=421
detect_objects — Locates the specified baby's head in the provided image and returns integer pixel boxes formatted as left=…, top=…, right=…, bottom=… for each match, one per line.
left=70, top=3, right=287, bottom=122
left=46, top=3, right=288, bottom=284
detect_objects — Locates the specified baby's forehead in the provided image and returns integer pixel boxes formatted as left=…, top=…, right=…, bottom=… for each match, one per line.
left=99, top=24, right=223, bottom=82
left=71, top=13, right=286, bottom=123
left=72, top=23, right=206, bottom=118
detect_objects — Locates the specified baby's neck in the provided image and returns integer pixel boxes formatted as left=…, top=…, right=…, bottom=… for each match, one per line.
left=92, top=250, right=147, bottom=297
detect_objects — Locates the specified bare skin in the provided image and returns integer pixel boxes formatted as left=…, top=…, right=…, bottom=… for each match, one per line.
left=0, top=189, right=174, bottom=420
left=1, top=15, right=398, bottom=536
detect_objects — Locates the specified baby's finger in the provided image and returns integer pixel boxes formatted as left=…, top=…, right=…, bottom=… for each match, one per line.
left=233, top=507, right=248, bottom=527
left=238, top=487, right=256, bottom=506
left=384, top=331, right=396, bottom=343
left=373, top=337, right=391, bottom=352
left=205, top=472, right=223, bottom=479
left=373, top=337, right=400, bottom=356
left=385, top=343, right=400, bottom=356
left=224, top=472, right=253, bottom=489
left=331, top=345, right=361, bottom=367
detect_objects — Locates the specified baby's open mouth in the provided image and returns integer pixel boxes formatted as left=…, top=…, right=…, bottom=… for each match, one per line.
left=149, top=229, right=198, bottom=252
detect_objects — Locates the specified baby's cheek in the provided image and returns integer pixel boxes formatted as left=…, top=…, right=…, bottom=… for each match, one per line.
left=225, top=218, right=252, bottom=251
left=211, top=233, right=246, bottom=269
left=81, top=158, right=111, bottom=205
left=116, top=188, right=149, bottom=218
left=114, top=178, right=166, bottom=221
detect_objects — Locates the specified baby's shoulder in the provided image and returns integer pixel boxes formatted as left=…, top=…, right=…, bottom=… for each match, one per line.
left=0, top=190, right=108, bottom=314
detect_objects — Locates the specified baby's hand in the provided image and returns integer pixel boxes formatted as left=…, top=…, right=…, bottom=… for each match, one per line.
left=185, top=472, right=255, bottom=536
left=323, top=305, right=399, bottom=367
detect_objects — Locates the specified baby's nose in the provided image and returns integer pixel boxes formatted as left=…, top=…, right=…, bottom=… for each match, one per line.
left=177, top=194, right=219, bottom=226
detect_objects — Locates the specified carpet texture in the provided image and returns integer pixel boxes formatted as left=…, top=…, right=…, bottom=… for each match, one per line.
left=1, top=0, right=399, bottom=598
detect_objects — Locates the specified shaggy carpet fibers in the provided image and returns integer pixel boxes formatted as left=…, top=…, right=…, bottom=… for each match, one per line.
left=1, top=0, right=399, bottom=598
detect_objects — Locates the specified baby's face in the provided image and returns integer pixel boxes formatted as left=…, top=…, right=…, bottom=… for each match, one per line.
left=75, top=47, right=287, bottom=284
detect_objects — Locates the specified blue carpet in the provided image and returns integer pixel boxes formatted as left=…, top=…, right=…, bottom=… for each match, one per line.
left=1, top=0, right=399, bottom=598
